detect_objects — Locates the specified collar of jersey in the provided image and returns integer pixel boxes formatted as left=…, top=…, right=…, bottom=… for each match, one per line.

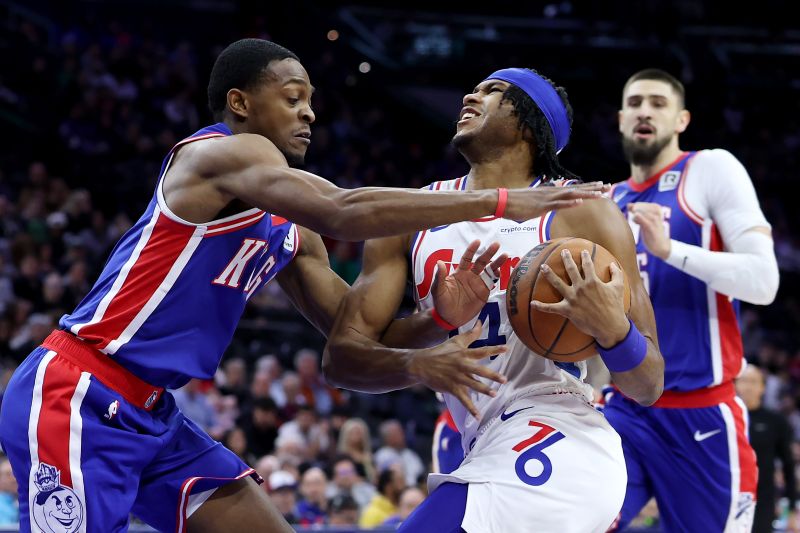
left=626, top=152, right=690, bottom=192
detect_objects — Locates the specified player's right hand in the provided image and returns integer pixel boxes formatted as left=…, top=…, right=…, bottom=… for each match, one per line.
left=432, top=239, right=508, bottom=328
left=407, top=321, right=507, bottom=420
left=504, top=181, right=609, bottom=220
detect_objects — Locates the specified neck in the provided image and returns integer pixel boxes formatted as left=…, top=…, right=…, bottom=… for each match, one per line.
left=630, top=140, right=683, bottom=183
left=464, top=151, right=536, bottom=190
left=744, top=399, right=761, bottom=411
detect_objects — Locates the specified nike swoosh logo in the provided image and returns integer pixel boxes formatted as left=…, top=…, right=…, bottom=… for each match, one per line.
left=500, top=406, right=535, bottom=421
left=694, top=429, right=722, bottom=442
left=613, top=191, right=627, bottom=203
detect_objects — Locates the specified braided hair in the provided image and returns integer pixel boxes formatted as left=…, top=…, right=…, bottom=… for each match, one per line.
left=500, top=69, right=581, bottom=183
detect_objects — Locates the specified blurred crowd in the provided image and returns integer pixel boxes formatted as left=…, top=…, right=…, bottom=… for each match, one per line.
left=1, top=2, right=800, bottom=529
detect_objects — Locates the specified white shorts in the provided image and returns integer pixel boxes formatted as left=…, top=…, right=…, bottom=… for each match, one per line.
left=428, top=392, right=627, bottom=533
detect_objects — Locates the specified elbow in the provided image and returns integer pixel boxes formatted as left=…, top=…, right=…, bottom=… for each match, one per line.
left=636, top=380, right=664, bottom=407
left=321, top=344, right=345, bottom=388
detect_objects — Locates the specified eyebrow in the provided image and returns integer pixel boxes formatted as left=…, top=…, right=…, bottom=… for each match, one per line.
left=472, top=81, right=502, bottom=94
left=284, top=77, right=315, bottom=94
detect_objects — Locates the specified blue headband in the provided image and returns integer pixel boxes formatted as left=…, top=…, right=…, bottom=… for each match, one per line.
left=483, top=68, right=570, bottom=154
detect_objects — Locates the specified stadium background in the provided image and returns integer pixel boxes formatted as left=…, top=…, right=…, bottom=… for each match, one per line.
left=1, top=0, right=798, bottom=531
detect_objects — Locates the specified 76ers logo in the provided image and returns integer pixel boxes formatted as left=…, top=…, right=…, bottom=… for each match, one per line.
left=416, top=249, right=520, bottom=299
left=31, top=463, right=84, bottom=533
left=512, top=420, right=565, bottom=487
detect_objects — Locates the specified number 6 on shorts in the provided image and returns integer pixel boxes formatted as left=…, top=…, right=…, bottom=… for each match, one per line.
left=512, top=420, right=565, bottom=487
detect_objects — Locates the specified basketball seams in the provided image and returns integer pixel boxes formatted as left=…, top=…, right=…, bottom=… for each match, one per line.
left=528, top=238, right=575, bottom=353
left=546, top=241, right=598, bottom=359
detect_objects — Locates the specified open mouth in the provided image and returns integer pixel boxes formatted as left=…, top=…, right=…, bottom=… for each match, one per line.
left=55, top=516, right=76, bottom=527
left=633, top=123, right=655, bottom=139
left=458, top=107, right=482, bottom=124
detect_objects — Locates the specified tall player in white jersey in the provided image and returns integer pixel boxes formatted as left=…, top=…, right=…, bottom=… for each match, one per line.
left=603, top=69, right=779, bottom=532
left=325, top=68, right=665, bottom=533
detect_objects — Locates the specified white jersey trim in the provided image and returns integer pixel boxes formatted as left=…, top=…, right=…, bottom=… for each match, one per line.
left=102, top=223, right=206, bottom=355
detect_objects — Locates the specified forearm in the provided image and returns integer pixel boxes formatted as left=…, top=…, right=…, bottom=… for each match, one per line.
left=608, top=338, right=664, bottom=406
left=664, top=231, right=778, bottom=305
left=327, top=187, right=496, bottom=241
left=381, top=309, right=449, bottom=349
left=323, top=329, right=419, bottom=393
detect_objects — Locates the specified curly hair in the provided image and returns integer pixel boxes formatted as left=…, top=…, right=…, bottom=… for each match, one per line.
left=500, top=70, right=580, bottom=183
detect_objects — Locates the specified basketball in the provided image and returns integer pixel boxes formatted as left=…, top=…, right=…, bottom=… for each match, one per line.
left=506, top=237, right=631, bottom=363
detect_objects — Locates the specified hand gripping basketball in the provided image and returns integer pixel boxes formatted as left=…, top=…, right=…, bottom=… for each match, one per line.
left=506, top=238, right=631, bottom=362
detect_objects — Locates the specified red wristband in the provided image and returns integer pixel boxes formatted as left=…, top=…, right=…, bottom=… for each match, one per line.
left=431, top=308, right=457, bottom=331
left=494, top=188, right=508, bottom=218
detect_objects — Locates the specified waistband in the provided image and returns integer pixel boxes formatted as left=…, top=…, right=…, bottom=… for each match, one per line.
left=42, top=330, right=164, bottom=411
left=614, top=381, right=735, bottom=409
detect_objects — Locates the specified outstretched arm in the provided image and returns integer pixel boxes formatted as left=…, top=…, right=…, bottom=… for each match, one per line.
left=323, top=235, right=506, bottom=418
left=170, top=133, right=607, bottom=242
left=543, top=198, right=664, bottom=405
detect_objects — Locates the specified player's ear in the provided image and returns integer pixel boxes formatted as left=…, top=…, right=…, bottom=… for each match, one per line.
left=676, top=109, right=690, bottom=134
left=617, top=109, right=624, bottom=133
left=227, top=88, right=248, bottom=120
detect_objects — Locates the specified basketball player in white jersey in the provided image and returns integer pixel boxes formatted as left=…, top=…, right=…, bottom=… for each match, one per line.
left=324, top=68, right=665, bottom=532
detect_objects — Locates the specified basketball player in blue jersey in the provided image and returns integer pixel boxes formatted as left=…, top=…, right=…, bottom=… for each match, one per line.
left=0, top=39, right=608, bottom=533
left=603, top=69, right=780, bottom=532
left=324, top=67, right=665, bottom=532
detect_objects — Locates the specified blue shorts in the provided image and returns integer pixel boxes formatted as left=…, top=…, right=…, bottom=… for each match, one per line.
left=0, top=331, right=258, bottom=533
left=603, top=385, right=757, bottom=532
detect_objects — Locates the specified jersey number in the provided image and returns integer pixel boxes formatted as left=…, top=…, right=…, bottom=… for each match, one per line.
left=449, top=302, right=506, bottom=358
left=512, top=421, right=565, bottom=487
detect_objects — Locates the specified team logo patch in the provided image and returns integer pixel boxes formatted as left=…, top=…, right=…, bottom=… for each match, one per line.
left=658, top=171, right=680, bottom=191
left=32, top=463, right=84, bottom=533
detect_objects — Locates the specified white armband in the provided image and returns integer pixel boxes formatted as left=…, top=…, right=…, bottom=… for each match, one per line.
left=664, top=230, right=779, bottom=305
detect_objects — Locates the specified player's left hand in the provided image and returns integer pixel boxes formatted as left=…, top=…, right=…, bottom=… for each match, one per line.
left=530, top=249, right=630, bottom=348
left=628, top=202, right=671, bottom=259
left=432, top=240, right=508, bottom=328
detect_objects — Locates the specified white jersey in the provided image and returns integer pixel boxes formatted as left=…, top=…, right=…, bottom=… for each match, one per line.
left=411, top=176, right=595, bottom=453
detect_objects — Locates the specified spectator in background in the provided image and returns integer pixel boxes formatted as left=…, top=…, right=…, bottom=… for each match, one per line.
left=0, top=456, right=18, bottom=525
left=222, top=426, right=255, bottom=467
left=327, top=494, right=360, bottom=526
left=375, top=419, right=424, bottom=487
left=737, top=364, right=798, bottom=533
left=277, top=404, right=329, bottom=460
left=337, top=418, right=377, bottom=484
left=381, top=486, right=426, bottom=528
left=268, top=470, right=299, bottom=525
left=218, top=357, right=249, bottom=406
left=241, top=397, right=281, bottom=458
left=359, top=463, right=406, bottom=528
left=273, top=371, right=305, bottom=421
left=255, top=454, right=282, bottom=492
left=327, top=455, right=376, bottom=510
left=172, top=378, right=217, bottom=434
left=295, top=466, right=329, bottom=526
left=294, top=348, right=344, bottom=415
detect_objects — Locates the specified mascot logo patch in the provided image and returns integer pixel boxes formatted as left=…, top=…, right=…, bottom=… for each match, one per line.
left=32, top=463, right=84, bottom=533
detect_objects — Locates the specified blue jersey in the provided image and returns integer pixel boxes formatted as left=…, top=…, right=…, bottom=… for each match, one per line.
left=611, top=151, right=743, bottom=392
left=60, top=124, right=299, bottom=388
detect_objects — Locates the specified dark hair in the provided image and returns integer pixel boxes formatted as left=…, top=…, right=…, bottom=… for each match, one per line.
left=207, top=38, right=299, bottom=120
left=377, top=467, right=396, bottom=494
left=329, top=494, right=358, bottom=512
left=252, top=397, right=278, bottom=412
left=500, top=69, right=579, bottom=182
left=623, top=68, right=686, bottom=108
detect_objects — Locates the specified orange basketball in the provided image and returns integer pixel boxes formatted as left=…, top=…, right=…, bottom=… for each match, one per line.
left=505, top=237, right=631, bottom=363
